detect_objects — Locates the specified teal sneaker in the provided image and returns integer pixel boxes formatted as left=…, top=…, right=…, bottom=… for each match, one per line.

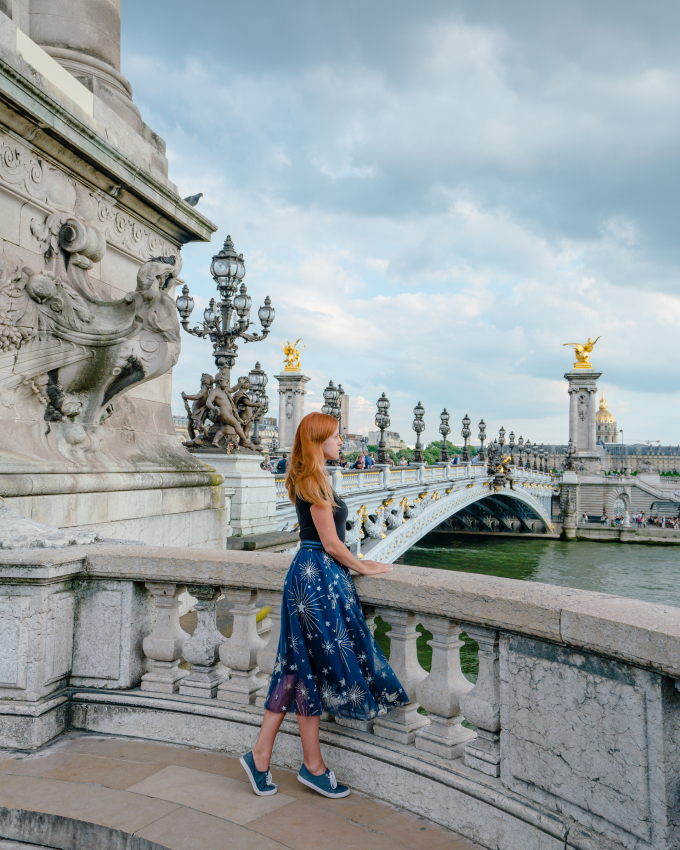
left=297, top=763, right=350, bottom=798
left=240, top=751, right=278, bottom=796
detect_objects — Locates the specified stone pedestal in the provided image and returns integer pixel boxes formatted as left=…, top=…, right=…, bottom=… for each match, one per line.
left=276, top=371, right=311, bottom=451
left=202, top=453, right=276, bottom=538
left=565, top=369, right=602, bottom=472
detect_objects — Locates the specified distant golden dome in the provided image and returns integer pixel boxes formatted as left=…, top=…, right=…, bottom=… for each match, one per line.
left=596, top=392, right=618, bottom=442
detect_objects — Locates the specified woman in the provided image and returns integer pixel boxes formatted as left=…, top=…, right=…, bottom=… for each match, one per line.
left=240, top=412, right=408, bottom=799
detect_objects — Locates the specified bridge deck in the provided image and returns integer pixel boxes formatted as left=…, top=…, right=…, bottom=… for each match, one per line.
left=0, top=733, right=481, bottom=850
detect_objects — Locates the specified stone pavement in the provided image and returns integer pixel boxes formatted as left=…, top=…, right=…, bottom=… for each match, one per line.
left=0, top=733, right=482, bottom=850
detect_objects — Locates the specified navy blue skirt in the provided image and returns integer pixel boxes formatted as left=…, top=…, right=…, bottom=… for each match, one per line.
left=264, top=541, right=409, bottom=719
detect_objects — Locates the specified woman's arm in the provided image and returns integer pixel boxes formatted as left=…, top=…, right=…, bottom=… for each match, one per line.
left=310, top=502, right=391, bottom=576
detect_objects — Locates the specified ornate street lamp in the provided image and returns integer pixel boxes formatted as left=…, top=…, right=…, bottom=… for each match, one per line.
left=564, top=438, right=576, bottom=471
left=175, top=235, right=275, bottom=381
left=524, top=440, right=532, bottom=469
left=247, top=361, right=268, bottom=447
left=322, top=380, right=341, bottom=466
left=498, top=426, right=506, bottom=456
left=412, top=401, right=426, bottom=464
left=461, top=413, right=471, bottom=462
left=439, top=408, right=451, bottom=462
left=508, top=431, right=515, bottom=464
left=517, top=436, right=524, bottom=467
left=478, top=419, right=486, bottom=462
left=269, top=436, right=279, bottom=454
left=539, top=443, right=546, bottom=473
left=375, top=393, right=391, bottom=465
left=532, top=444, right=539, bottom=471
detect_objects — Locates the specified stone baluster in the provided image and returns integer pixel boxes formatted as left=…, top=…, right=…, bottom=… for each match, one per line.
left=372, top=609, right=429, bottom=744
left=255, top=590, right=283, bottom=708
left=415, top=616, right=475, bottom=759
left=358, top=470, right=364, bottom=488
left=141, top=583, right=190, bottom=693
left=179, top=586, right=225, bottom=699
left=217, top=588, right=267, bottom=704
left=335, top=603, right=378, bottom=732
left=459, top=625, right=501, bottom=776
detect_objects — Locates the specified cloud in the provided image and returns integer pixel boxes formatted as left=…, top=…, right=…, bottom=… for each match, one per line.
left=122, top=1, right=680, bottom=444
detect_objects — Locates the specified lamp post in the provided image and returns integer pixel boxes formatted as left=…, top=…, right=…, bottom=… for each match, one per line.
left=175, top=235, right=275, bottom=382
left=508, top=431, right=515, bottom=464
left=564, top=438, right=576, bottom=471
left=478, top=419, right=486, bottom=462
left=322, top=380, right=341, bottom=466
left=247, top=361, right=268, bottom=447
left=461, top=413, right=471, bottom=462
left=517, top=436, right=524, bottom=467
left=412, top=401, right=425, bottom=464
left=524, top=440, right=532, bottom=469
left=375, top=393, right=391, bottom=465
left=532, top=444, right=539, bottom=471
left=498, top=426, right=506, bottom=457
left=439, top=409, right=451, bottom=463
left=539, top=443, right=545, bottom=473
left=269, top=436, right=279, bottom=455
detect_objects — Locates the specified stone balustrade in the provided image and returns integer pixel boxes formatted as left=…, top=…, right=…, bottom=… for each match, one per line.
left=1, top=543, right=678, bottom=850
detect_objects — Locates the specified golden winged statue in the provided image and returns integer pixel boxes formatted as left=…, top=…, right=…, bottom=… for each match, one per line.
left=563, top=336, right=601, bottom=369
left=280, top=338, right=305, bottom=372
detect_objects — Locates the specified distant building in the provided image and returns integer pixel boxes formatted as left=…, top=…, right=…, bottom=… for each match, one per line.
left=342, top=432, right=368, bottom=453
left=596, top=394, right=618, bottom=443
left=367, top=430, right=408, bottom=451
left=259, top=416, right=278, bottom=445
left=173, top=415, right=189, bottom=442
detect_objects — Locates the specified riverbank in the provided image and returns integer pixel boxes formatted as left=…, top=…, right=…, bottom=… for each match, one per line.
left=428, top=525, right=680, bottom=544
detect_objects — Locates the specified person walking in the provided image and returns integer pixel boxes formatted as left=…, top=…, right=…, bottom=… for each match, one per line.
left=240, top=412, right=408, bottom=799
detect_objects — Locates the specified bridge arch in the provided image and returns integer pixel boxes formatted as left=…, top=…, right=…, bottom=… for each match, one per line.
left=362, top=480, right=553, bottom=563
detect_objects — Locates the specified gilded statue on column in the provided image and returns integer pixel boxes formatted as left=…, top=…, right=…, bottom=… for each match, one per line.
left=280, top=338, right=305, bottom=372
left=563, top=336, right=601, bottom=370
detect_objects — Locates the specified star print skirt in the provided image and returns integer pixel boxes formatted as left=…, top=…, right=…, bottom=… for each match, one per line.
left=264, top=541, right=409, bottom=719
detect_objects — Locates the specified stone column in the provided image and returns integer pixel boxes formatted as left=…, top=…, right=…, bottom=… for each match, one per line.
left=201, top=452, right=277, bottom=538
left=564, top=369, right=601, bottom=470
left=217, top=588, right=267, bottom=704
left=30, top=0, right=142, bottom=130
left=276, top=371, right=310, bottom=451
left=179, top=586, right=225, bottom=699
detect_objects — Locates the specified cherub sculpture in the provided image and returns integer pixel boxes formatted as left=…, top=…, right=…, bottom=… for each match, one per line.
left=280, top=338, right=305, bottom=372
left=563, top=336, right=601, bottom=369
left=182, top=373, right=214, bottom=443
left=205, top=372, right=258, bottom=451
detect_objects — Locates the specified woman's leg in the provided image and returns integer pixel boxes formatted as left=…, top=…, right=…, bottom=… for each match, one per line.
left=252, top=710, right=286, bottom=772
left=297, top=714, right=326, bottom=775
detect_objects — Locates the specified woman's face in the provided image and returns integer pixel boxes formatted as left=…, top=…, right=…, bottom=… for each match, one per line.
left=321, top=430, right=342, bottom=460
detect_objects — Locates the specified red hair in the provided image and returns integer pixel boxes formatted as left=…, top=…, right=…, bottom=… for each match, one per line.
left=285, top=412, right=338, bottom=506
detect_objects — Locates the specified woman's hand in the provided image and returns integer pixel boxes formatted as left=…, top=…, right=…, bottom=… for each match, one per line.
left=354, top=560, right=392, bottom=576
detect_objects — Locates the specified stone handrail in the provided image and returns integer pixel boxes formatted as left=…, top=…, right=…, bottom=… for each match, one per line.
left=3, top=543, right=677, bottom=849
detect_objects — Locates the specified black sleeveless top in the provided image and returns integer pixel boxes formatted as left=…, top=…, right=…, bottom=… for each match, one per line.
left=295, top=491, right=348, bottom=543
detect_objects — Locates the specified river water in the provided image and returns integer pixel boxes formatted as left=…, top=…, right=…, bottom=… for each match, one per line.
left=398, top=534, right=680, bottom=608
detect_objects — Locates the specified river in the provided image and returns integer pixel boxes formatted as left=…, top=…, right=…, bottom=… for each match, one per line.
left=397, top=533, right=680, bottom=608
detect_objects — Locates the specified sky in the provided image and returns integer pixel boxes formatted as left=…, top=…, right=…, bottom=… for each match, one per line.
left=121, top=0, right=680, bottom=446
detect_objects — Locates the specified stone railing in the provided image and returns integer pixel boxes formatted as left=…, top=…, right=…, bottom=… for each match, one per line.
left=1, top=543, right=678, bottom=850
left=275, top=461, right=534, bottom=501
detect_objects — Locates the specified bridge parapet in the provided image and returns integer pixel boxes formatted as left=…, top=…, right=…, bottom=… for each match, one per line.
left=276, top=464, right=555, bottom=561
left=2, top=544, right=677, bottom=850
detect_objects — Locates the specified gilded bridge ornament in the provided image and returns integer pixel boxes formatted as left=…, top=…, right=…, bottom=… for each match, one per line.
left=280, top=338, right=305, bottom=372
left=563, top=336, right=601, bottom=370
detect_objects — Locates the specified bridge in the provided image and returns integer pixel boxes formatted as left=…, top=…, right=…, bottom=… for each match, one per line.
left=275, top=463, right=555, bottom=561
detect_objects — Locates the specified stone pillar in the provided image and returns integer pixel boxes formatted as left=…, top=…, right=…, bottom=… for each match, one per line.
left=201, top=453, right=276, bottom=538
left=564, top=369, right=601, bottom=471
left=276, top=371, right=310, bottom=451
left=141, top=583, right=189, bottom=693
left=30, top=0, right=142, bottom=130
left=459, top=626, right=501, bottom=776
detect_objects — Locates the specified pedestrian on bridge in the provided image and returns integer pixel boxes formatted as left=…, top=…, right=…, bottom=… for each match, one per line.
left=241, top=412, right=407, bottom=801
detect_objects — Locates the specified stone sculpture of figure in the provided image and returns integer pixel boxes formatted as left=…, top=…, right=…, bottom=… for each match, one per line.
left=205, top=373, right=257, bottom=451
left=280, top=338, right=305, bottom=372
left=231, top=376, right=263, bottom=436
left=181, top=373, right=214, bottom=443
left=563, top=336, right=601, bottom=369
